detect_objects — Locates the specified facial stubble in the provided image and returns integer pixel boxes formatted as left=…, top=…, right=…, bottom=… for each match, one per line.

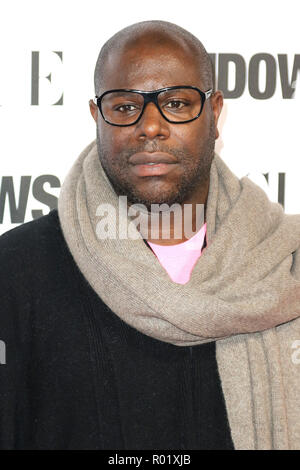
left=96, top=119, right=215, bottom=211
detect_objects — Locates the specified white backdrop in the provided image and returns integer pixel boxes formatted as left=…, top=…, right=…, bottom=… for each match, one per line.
left=0, top=0, right=299, bottom=235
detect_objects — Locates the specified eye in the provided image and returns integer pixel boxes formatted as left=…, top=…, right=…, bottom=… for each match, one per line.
left=114, top=104, right=140, bottom=113
left=164, top=100, right=189, bottom=110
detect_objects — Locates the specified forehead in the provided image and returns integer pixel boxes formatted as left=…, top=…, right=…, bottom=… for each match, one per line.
left=100, top=40, right=203, bottom=93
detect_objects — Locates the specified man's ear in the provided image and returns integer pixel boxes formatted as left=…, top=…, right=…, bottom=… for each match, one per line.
left=89, top=99, right=98, bottom=123
left=211, top=91, right=223, bottom=140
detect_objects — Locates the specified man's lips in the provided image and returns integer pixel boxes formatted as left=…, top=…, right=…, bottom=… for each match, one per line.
left=129, top=152, right=178, bottom=177
left=129, top=152, right=178, bottom=165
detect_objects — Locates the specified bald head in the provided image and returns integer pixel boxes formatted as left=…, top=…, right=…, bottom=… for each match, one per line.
left=94, top=20, right=215, bottom=96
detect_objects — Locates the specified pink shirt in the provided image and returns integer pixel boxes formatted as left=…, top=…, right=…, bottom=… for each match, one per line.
left=147, top=223, right=207, bottom=285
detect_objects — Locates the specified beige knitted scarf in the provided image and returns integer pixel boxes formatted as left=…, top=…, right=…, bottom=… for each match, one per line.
left=58, top=139, right=300, bottom=449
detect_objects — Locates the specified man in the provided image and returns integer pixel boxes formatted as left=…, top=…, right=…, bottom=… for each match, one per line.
left=1, top=20, right=300, bottom=450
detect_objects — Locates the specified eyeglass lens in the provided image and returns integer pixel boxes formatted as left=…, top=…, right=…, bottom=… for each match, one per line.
left=101, top=88, right=203, bottom=125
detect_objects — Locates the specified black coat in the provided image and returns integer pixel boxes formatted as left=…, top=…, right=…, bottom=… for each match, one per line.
left=0, top=209, right=234, bottom=450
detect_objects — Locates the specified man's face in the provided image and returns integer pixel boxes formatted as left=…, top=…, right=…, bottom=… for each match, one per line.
left=90, top=40, right=223, bottom=210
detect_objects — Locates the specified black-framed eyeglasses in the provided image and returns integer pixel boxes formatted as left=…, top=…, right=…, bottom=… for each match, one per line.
left=93, top=86, right=213, bottom=127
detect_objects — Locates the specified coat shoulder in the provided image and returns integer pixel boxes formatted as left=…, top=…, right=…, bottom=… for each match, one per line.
left=0, top=209, right=65, bottom=296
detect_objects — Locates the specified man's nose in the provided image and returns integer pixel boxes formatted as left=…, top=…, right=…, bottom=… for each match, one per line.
left=134, top=102, right=170, bottom=140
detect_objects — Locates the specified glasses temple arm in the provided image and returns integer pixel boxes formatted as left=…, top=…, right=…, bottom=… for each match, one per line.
left=205, top=89, right=213, bottom=99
